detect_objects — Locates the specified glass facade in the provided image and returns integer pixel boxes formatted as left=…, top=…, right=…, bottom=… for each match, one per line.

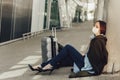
left=50, top=0, right=60, bottom=29
left=44, top=0, right=60, bottom=29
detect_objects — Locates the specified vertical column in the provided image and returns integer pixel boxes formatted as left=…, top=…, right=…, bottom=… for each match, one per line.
left=94, top=0, right=104, bottom=21
left=67, top=0, right=77, bottom=26
left=58, top=0, right=68, bottom=28
left=66, top=0, right=71, bottom=28
left=31, top=0, right=45, bottom=32
left=59, top=0, right=77, bottom=28
left=106, top=0, right=120, bottom=73
left=58, top=0, right=63, bottom=27
left=102, top=0, right=109, bottom=22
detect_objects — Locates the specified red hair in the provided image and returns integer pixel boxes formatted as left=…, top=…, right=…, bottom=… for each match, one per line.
left=96, top=20, right=107, bottom=35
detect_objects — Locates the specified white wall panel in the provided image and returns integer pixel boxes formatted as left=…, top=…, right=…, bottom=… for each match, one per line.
left=31, top=0, right=45, bottom=32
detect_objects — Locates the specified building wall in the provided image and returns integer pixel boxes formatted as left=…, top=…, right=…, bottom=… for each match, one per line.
left=0, top=0, right=33, bottom=42
left=12, top=0, right=32, bottom=39
left=0, top=0, right=14, bottom=42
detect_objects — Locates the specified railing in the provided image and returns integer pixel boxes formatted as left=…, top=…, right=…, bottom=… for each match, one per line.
left=22, top=31, right=43, bottom=40
left=22, top=28, right=68, bottom=40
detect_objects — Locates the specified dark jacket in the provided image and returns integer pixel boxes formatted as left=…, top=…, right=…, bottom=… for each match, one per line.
left=87, top=35, right=108, bottom=75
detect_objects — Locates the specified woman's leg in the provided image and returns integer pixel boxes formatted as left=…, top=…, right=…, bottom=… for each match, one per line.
left=58, top=54, right=73, bottom=67
left=41, top=55, right=73, bottom=68
left=48, top=44, right=84, bottom=70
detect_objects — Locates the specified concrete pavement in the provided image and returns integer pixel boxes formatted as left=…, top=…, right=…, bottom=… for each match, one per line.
left=0, top=21, right=120, bottom=80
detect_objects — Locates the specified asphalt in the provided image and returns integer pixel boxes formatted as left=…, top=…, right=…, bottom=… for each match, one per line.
left=0, top=21, right=120, bottom=80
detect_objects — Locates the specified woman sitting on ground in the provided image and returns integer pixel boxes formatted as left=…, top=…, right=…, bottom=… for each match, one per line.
left=28, top=20, right=108, bottom=78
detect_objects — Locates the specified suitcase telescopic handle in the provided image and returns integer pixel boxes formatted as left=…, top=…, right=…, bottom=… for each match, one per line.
left=52, top=27, right=57, bottom=38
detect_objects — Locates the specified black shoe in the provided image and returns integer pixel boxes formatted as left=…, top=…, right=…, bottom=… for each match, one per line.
left=71, top=68, right=73, bottom=72
left=28, top=64, right=42, bottom=72
left=69, top=71, right=93, bottom=78
left=40, top=68, right=54, bottom=75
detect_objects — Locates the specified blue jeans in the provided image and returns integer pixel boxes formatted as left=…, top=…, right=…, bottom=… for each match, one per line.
left=41, top=44, right=84, bottom=70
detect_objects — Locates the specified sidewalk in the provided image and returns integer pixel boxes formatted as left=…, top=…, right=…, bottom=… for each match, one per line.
left=0, top=21, right=120, bottom=80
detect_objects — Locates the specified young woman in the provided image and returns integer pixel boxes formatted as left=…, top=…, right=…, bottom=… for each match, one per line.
left=28, top=20, right=108, bottom=78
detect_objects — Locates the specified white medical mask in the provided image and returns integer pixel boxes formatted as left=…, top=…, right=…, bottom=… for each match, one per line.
left=92, top=27, right=99, bottom=34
